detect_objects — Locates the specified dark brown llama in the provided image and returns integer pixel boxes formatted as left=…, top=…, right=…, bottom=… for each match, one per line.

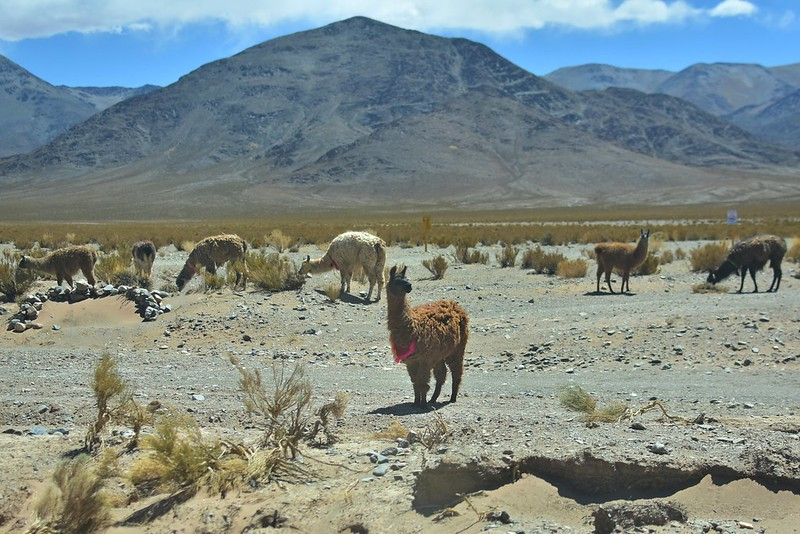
left=707, top=234, right=787, bottom=293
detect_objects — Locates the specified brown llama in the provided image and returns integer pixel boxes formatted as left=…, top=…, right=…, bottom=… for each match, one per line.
left=18, top=245, right=98, bottom=288
left=131, top=240, right=156, bottom=277
left=176, top=234, right=248, bottom=291
left=594, top=229, right=650, bottom=294
left=386, top=265, right=469, bottom=409
left=299, top=231, right=387, bottom=301
left=707, top=234, right=787, bottom=293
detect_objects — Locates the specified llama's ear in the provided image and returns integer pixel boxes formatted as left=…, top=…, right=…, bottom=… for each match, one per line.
left=400, top=265, right=407, bottom=278
left=389, top=266, right=397, bottom=279
left=305, top=255, right=310, bottom=262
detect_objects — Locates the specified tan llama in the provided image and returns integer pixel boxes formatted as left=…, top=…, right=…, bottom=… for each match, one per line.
left=176, top=234, right=248, bottom=291
left=594, top=229, right=650, bottom=294
left=18, top=245, right=98, bottom=288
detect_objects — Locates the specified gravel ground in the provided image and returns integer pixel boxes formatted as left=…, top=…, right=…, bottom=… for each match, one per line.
left=1, top=240, right=798, bottom=533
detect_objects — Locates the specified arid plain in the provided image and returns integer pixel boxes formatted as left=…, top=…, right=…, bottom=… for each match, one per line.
left=1, top=237, right=799, bottom=533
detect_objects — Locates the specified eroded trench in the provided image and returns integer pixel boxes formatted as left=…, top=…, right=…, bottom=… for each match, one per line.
left=412, top=449, right=800, bottom=522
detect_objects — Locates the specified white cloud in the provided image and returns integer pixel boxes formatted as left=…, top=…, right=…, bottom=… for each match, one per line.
left=0, top=0, right=756, bottom=41
left=709, top=0, right=757, bottom=17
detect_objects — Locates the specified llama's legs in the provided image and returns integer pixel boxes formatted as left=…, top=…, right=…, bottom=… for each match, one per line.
left=747, top=267, right=758, bottom=293
left=605, top=270, right=615, bottom=293
left=406, top=362, right=430, bottom=407
left=365, top=270, right=376, bottom=301
left=596, top=265, right=603, bottom=292
left=429, top=361, right=447, bottom=404
left=339, top=272, right=347, bottom=295
left=85, top=269, right=96, bottom=286
left=446, top=347, right=465, bottom=403
left=768, top=263, right=782, bottom=292
left=63, top=273, right=74, bottom=288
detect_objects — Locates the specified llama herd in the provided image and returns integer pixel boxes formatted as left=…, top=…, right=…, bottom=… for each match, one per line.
left=12, top=230, right=790, bottom=409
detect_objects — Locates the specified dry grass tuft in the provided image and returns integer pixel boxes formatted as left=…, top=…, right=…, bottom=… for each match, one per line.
left=371, top=420, right=411, bottom=441
left=322, top=282, right=340, bottom=302
left=34, top=454, right=110, bottom=534
left=497, top=243, right=519, bottom=268
left=422, top=254, right=449, bottom=279
left=419, top=411, right=450, bottom=449
left=556, top=258, right=588, bottom=278
left=558, top=385, right=629, bottom=423
left=689, top=242, right=730, bottom=272
left=0, top=249, right=36, bottom=303
left=85, top=353, right=134, bottom=453
left=521, top=246, right=566, bottom=274
left=246, top=252, right=305, bottom=292
left=692, top=282, right=728, bottom=294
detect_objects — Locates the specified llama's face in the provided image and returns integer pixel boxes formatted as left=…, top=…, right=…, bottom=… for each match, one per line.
left=298, top=255, right=312, bottom=276
left=388, top=265, right=412, bottom=295
left=18, top=256, right=29, bottom=269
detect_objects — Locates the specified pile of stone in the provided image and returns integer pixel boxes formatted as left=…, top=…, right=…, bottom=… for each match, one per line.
left=6, top=283, right=172, bottom=333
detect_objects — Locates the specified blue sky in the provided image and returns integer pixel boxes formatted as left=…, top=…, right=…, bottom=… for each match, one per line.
left=0, top=0, right=797, bottom=88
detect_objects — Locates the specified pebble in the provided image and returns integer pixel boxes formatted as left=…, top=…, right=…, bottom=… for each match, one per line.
left=647, top=442, right=669, bottom=455
left=372, top=464, right=390, bottom=476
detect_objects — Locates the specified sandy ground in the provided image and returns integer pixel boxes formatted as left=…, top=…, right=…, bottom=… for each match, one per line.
left=1, top=240, right=799, bottom=533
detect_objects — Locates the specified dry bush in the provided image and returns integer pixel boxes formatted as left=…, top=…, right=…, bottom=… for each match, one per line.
left=452, top=242, right=489, bottom=265
left=556, top=258, right=588, bottom=278
left=631, top=253, right=660, bottom=276
left=246, top=252, right=305, bottom=292
left=660, top=250, right=675, bottom=264
left=521, top=246, right=566, bottom=274
left=323, top=282, right=340, bottom=302
left=34, top=454, right=110, bottom=534
left=128, top=410, right=236, bottom=495
left=85, top=353, right=135, bottom=453
left=497, top=243, right=519, bottom=268
left=178, top=240, right=195, bottom=253
left=419, top=412, right=450, bottom=449
left=371, top=420, right=411, bottom=441
left=0, top=249, right=36, bottom=303
left=422, top=254, right=449, bottom=279
left=689, top=242, right=730, bottom=272
left=203, top=272, right=226, bottom=291
left=558, top=385, right=629, bottom=423
left=787, top=238, right=800, bottom=263
left=265, top=229, right=293, bottom=253
left=692, top=282, right=728, bottom=294
left=231, top=358, right=347, bottom=457
left=674, top=247, right=686, bottom=260
left=94, top=249, right=150, bottom=287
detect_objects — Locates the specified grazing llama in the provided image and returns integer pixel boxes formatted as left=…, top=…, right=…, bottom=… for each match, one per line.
left=594, top=229, right=650, bottom=294
left=18, top=245, right=98, bottom=288
left=299, top=231, right=387, bottom=301
left=707, top=234, right=787, bottom=293
left=131, top=240, right=156, bottom=277
left=176, top=234, right=248, bottom=291
left=386, top=265, right=469, bottom=409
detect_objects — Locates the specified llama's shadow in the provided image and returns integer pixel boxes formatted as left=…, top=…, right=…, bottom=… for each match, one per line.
left=313, top=289, right=375, bottom=304
left=368, top=401, right=449, bottom=416
left=586, top=290, right=636, bottom=296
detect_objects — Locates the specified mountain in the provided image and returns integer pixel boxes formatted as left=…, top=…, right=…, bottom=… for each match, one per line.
left=0, top=55, right=158, bottom=158
left=1, top=17, right=799, bottom=219
left=545, top=62, right=800, bottom=149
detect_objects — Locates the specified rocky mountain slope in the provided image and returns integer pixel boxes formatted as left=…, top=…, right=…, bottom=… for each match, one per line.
left=0, top=55, right=157, bottom=158
left=546, top=62, right=800, bottom=149
left=1, top=17, right=799, bottom=219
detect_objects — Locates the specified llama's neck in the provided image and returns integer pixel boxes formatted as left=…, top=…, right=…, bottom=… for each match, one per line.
left=632, top=237, right=649, bottom=262
left=309, top=255, right=336, bottom=274
left=386, top=294, right=416, bottom=344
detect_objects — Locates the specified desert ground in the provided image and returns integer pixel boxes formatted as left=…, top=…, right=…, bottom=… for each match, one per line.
left=1, top=239, right=798, bottom=533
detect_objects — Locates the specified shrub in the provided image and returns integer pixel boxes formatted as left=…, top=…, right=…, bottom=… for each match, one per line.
left=689, top=242, right=730, bottom=272
left=787, top=238, right=800, bottom=263
left=497, top=243, right=519, bottom=268
left=558, top=385, right=627, bottom=423
left=422, top=254, right=449, bottom=279
left=246, top=252, right=305, bottom=292
left=521, top=246, right=566, bottom=274
left=265, top=229, right=293, bottom=253
left=660, top=250, right=674, bottom=264
left=632, top=253, right=660, bottom=276
left=35, top=454, right=110, bottom=534
left=674, top=247, right=686, bottom=260
left=0, top=249, right=36, bottom=303
left=452, top=242, right=488, bottom=265
left=203, top=272, right=226, bottom=291
left=323, top=282, right=340, bottom=302
left=556, top=258, right=588, bottom=278
left=85, top=353, right=135, bottom=453
left=692, top=282, right=728, bottom=294
left=94, top=250, right=130, bottom=286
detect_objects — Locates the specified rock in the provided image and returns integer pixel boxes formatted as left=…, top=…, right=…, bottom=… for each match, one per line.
left=13, top=322, right=27, bottom=333
left=647, top=442, right=669, bottom=455
left=372, top=464, right=390, bottom=476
